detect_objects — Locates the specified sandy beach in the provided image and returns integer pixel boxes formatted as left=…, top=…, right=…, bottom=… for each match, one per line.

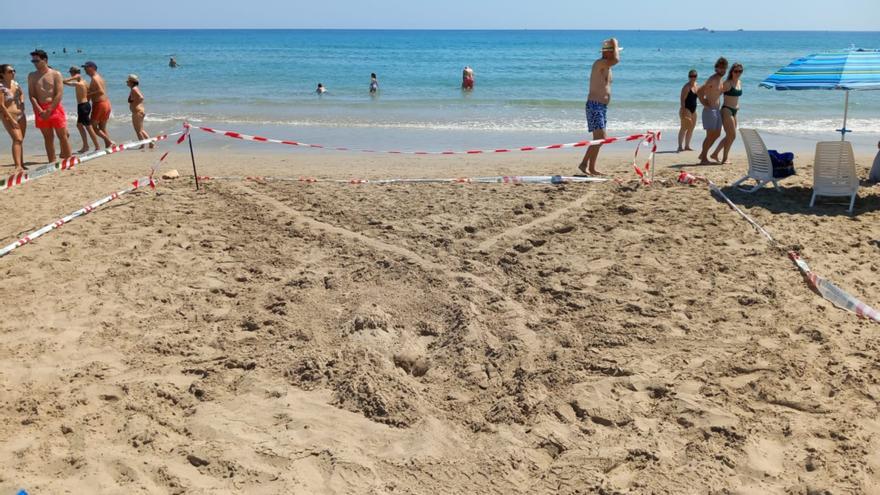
left=1, top=144, right=880, bottom=494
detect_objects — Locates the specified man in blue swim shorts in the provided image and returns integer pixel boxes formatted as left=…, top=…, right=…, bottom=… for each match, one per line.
left=578, top=38, right=620, bottom=176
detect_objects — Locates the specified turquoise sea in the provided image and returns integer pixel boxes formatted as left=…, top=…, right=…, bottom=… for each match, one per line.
left=1, top=29, right=879, bottom=152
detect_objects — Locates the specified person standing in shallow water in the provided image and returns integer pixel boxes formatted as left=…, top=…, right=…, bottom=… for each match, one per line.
left=0, top=64, right=27, bottom=173
left=369, top=73, right=379, bottom=95
left=678, top=69, right=699, bottom=152
left=82, top=61, right=114, bottom=148
left=126, top=74, right=152, bottom=149
left=698, top=57, right=728, bottom=164
left=27, top=49, right=72, bottom=162
left=462, top=66, right=474, bottom=90
left=711, top=63, right=744, bottom=164
left=63, top=66, right=100, bottom=153
left=577, top=38, right=620, bottom=176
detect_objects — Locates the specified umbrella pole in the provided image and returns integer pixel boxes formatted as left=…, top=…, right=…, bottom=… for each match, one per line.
left=840, top=90, right=850, bottom=141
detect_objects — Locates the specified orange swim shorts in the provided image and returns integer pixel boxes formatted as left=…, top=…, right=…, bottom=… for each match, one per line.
left=34, top=102, right=67, bottom=130
left=90, top=99, right=112, bottom=123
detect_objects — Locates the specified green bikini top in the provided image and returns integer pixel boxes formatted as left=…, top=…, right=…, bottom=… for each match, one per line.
left=724, top=85, right=743, bottom=97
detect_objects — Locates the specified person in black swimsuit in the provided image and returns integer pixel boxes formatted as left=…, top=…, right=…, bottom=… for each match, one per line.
left=678, top=69, right=699, bottom=152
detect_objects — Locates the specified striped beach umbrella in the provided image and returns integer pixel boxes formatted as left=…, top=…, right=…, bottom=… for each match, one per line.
left=760, top=48, right=880, bottom=140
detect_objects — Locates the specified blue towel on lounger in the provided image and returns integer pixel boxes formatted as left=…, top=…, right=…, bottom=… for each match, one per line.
left=768, top=150, right=795, bottom=179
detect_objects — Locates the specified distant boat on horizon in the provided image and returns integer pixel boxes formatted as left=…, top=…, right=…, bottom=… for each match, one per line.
left=689, top=27, right=710, bottom=32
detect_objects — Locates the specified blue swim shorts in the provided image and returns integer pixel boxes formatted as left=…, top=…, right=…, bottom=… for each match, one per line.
left=586, top=100, right=607, bottom=133
left=702, top=107, right=722, bottom=130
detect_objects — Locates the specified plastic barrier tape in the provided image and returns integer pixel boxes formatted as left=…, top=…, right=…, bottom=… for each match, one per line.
left=710, top=180, right=877, bottom=323
left=185, top=123, right=659, bottom=156
left=0, top=176, right=156, bottom=258
left=789, top=252, right=880, bottom=322
left=1, top=132, right=181, bottom=193
left=192, top=175, right=609, bottom=185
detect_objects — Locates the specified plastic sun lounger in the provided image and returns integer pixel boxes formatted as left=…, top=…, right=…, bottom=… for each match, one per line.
left=811, top=141, right=859, bottom=213
left=731, top=128, right=786, bottom=193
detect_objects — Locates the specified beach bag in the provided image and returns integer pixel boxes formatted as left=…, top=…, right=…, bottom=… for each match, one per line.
left=870, top=151, right=880, bottom=183
left=768, top=150, right=795, bottom=179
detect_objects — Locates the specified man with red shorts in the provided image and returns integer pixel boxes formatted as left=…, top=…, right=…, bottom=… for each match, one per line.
left=27, top=49, right=71, bottom=162
left=82, top=61, right=114, bottom=148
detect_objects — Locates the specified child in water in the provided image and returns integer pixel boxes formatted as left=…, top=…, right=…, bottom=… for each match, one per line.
left=316, top=83, right=326, bottom=95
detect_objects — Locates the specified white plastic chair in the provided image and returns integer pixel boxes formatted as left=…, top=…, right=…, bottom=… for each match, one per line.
left=731, top=128, right=784, bottom=193
left=811, top=141, right=859, bottom=213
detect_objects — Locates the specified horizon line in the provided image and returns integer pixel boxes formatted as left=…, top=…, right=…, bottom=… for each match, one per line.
left=2, top=27, right=878, bottom=32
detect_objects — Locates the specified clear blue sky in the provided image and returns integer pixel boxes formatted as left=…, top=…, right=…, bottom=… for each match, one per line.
left=5, top=0, right=879, bottom=30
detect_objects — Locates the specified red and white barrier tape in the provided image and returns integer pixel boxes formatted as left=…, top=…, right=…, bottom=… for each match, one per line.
left=1, top=132, right=181, bottom=193
left=710, top=180, right=878, bottom=323
left=193, top=174, right=609, bottom=185
left=184, top=123, right=659, bottom=156
left=789, top=252, right=880, bottom=322
left=632, top=132, right=661, bottom=183
left=0, top=151, right=170, bottom=258
left=709, top=181, right=776, bottom=243
left=0, top=176, right=156, bottom=258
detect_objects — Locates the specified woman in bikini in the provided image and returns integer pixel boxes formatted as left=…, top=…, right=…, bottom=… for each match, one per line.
left=0, top=64, right=27, bottom=173
left=678, top=69, right=699, bottom=152
left=126, top=74, right=152, bottom=149
left=711, top=63, right=743, bottom=164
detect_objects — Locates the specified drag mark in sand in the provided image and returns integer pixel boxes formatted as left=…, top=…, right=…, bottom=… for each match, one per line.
left=230, top=182, right=541, bottom=358
left=475, top=191, right=597, bottom=253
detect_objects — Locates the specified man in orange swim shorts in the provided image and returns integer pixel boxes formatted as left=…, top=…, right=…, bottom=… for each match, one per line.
left=27, top=49, right=71, bottom=162
left=82, top=61, right=114, bottom=148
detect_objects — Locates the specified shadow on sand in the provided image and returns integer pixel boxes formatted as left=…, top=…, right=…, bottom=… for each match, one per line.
left=716, top=182, right=880, bottom=216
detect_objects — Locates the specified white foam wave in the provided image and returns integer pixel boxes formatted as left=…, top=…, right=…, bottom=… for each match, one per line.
left=68, top=112, right=880, bottom=136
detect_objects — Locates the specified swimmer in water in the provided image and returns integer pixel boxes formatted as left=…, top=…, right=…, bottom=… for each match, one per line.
left=169, top=57, right=178, bottom=68
left=369, top=73, right=379, bottom=95
left=462, top=66, right=474, bottom=90
left=316, top=83, right=326, bottom=96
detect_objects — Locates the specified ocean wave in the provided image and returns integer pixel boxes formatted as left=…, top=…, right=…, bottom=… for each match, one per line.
left=134, top=113, right=880, bottom=135
left=62, top=110, right=880, bottom=137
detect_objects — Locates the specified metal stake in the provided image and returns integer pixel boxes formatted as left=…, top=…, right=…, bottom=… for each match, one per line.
left=188, top=132, right=200, bottom=191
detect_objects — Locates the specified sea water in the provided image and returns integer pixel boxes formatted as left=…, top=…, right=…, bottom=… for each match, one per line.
left=1, top=29, right=878, bottom=153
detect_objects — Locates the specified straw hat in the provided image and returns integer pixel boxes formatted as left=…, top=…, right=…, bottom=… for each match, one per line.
left=601, top=40, right=624, bottom=52
left=126, top=74, right=139, bottom=83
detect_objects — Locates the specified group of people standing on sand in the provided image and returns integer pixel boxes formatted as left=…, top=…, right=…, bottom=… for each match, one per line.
left=0, top=49, right=153, bottom=174
left=678, top=56, right=744, bottom=165
left=577, top=38, right=744, bottom=176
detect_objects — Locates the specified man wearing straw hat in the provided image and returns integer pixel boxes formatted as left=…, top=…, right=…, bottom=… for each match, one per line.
left=578, top=38, right=620, bottom=176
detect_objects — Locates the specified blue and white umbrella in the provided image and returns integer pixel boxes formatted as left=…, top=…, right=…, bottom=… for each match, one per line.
left=761, top=48, right=880, bottom=139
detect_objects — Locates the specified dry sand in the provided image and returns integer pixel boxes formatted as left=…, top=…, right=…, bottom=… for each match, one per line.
left=1, top=144, right=880, bottom=494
